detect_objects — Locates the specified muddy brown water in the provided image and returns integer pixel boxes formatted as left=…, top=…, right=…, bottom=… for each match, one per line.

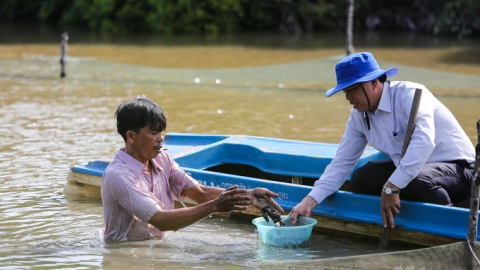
left=0, top=28, right=479, bottom=269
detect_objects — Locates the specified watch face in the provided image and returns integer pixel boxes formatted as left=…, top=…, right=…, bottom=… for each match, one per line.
left=385, top=187, right=392, bottom=194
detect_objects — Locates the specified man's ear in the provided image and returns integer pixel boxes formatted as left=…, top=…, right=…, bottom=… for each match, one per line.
left=126, top=130, right=136, bottom=144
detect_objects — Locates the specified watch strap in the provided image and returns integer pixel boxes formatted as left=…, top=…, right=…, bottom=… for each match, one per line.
left=383, top=186, right=400, bottom=195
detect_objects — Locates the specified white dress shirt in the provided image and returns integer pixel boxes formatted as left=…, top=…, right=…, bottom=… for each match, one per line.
left=308, top=80, right=475, bottom=204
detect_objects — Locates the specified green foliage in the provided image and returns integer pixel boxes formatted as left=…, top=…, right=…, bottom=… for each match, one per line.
left=241, top=0, right=337, bottom=32
left=71, top=0, right=118, bottom=31
left=433, top=0, right=480, bottom=37
left=352, top=0, right=480, bottom=37
left=143, top=0, right=247, bottom=34
left=0, top=0, right=42, bottom=21
left=0, top=0, right=479, bottom=36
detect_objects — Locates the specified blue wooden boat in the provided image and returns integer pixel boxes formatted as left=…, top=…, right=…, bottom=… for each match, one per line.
left=64, top=133, right=478, bottom=247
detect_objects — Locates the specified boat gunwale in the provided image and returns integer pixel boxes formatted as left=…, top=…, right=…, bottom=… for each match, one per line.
left=66, top=133, right=478, bottom=246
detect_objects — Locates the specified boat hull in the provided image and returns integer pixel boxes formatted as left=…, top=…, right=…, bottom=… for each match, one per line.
left=65, top=133, right=478, bottom=247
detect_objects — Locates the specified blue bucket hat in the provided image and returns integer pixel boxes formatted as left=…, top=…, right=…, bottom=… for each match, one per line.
left=326, top=52, right=398, bottom=97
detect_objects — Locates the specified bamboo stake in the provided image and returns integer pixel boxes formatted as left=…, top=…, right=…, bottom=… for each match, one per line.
left=60, top=32, right=68, bottom=78
left=467, top=120, right=480, bottom=270
left=345, top=0, right=355, bottom=56
left=379, top=88, right=422, bottom=249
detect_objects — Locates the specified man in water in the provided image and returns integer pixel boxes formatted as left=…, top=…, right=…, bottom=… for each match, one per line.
left=290, top=52, right=475, bottom=229
left=102, top=96, right=283, bottom=241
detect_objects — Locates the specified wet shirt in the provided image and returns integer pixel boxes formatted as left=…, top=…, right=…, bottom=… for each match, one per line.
left=101, top=148, right=198, bottom=241
left=308, top=80, right=475, bottom=204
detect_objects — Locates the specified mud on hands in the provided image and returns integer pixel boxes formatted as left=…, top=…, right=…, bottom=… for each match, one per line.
left=248, top=188, right=285, bottom=226
left=261, top=203, right=285, bottom=226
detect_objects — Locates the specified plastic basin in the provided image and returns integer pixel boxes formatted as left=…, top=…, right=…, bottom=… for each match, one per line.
left=252, top=215, right=317, bottom=247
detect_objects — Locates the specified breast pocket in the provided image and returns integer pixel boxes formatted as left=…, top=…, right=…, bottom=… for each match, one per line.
left=393, top=132, right=406, bottom=144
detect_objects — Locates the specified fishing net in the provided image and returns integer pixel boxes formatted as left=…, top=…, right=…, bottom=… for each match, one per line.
left=0, top=55, right=479, bottom=96
left=258, top=241, right=480, bottom=269
left=1, top=53, right=480, bottom=269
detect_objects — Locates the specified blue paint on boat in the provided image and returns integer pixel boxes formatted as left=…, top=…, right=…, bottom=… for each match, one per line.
left=70, top=133, right=477, bottom=242
left=71, top=160, right=108, bottom=177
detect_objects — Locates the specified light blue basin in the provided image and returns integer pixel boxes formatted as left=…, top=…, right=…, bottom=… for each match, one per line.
left=252, top=215, right=317, bottom=247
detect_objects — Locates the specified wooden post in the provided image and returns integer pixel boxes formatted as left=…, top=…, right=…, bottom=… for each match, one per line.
left=292, top=176, right=303, bottom=185
left=60, top=31, right=69, bottom=78
left=345, top=0, right=355, bottom=56
left=467, top=120, right=480, bottom=270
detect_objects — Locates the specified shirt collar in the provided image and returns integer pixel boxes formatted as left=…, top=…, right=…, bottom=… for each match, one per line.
left=116, top=148, right=163, bottom=176
left=377, top=80, right=392, bottom=113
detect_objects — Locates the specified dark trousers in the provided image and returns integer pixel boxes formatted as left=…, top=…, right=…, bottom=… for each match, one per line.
left=350, top=159, right=473, bottom=205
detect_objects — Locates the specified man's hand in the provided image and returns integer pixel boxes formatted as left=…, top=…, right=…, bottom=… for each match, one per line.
left=261, top=204, right=285, bottom=226
left=289, top=196, right=318, bottom=224
left=381, top=192, right=401, bottom=228
left=248, top=188, right=284, bottom=213
left=213, top=186, right=251, bottom=212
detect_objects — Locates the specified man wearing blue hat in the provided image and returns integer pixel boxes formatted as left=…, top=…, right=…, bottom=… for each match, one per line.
left=290, top=52, right=475, bottom=229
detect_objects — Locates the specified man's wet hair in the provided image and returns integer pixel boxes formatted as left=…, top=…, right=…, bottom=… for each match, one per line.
left=115, top=95, right=167, bottom=142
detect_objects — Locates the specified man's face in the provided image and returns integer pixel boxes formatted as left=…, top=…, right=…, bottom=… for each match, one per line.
left=130, top=125, right=165, bottom=161
left=343, top=82, right=375, bottom=113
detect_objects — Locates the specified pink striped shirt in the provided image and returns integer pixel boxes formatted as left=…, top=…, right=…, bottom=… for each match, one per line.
left=101, top=148, right=198, bottom=241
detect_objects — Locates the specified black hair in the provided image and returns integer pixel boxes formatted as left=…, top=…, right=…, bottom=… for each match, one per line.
left=114, top=96, right=167, bottom=142
left=378, top=74, right=387, bottom=83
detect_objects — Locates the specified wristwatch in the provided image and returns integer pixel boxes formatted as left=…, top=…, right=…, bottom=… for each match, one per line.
left=383, top=186, right=400, bottom=195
